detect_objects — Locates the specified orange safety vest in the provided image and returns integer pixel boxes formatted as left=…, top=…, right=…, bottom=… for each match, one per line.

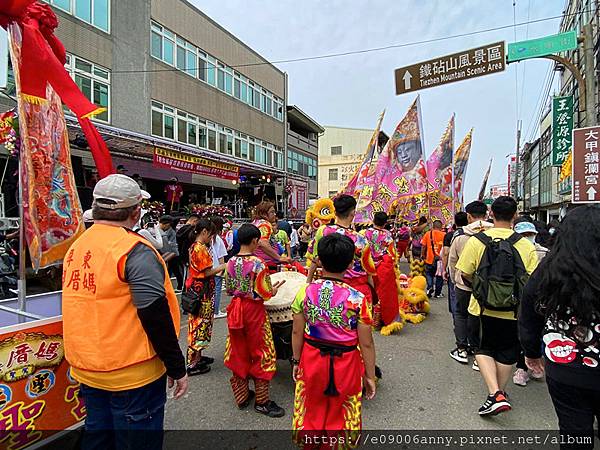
left=62, top=224, right=180, bottom=376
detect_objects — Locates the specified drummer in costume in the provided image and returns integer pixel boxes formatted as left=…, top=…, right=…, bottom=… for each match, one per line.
left=360, top=212, right=401, bottom=331
left=224, top=224, right=286, bottom=417
left=251, top=201, right=290, bottom=272
left=306, top=195, right=376, bottom=309
left=292, top=233, right=376, bottom=437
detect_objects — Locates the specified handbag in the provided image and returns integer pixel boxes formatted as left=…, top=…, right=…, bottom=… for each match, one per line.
left=181, top=289, right=201, bottom=315
left=181, top=279, right=210, bottom=316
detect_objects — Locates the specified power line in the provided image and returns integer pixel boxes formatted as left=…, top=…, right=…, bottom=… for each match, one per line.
left=524, top=66, right=556, bottom=142
left=518, top=0, right=532, bottom=120
left=111, top=9, right=592, bottom=75
left=523, top=69, right=548, bottom=141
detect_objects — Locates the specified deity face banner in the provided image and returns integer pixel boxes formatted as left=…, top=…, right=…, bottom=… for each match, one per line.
left=354, top=97, right=427, bottom=224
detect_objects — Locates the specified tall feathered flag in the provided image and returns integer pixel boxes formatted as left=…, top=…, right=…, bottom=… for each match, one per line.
left=478, top=158, right=493, bottom=201
left=425, top=115, right=455, bottom=224
left=453, top=129, right=473, bottom=211
left=342, top=109, right=386, bottom=198
left=354, top=97, right=427, bottom=224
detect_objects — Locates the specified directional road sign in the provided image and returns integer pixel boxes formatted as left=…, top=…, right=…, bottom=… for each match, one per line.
left=394, top=42, right=505, bottom=95
left=507, top=30, right=578, bottom=63
left=572, top=125, right=600, bottom=203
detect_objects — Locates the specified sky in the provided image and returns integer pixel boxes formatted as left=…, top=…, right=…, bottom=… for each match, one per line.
left=192, top=0, right=565, bottom=202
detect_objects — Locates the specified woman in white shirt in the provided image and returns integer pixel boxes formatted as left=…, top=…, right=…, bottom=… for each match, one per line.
left=290, top=224, right=299, bottom=259
left=210, top=217, right=228, bottom=318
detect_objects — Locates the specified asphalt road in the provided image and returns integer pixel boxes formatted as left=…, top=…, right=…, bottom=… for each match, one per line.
left=164, top=269, right=558, bottom=433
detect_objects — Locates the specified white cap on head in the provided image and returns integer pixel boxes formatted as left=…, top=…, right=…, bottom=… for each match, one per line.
left=93, top=174, right=150, bottom=210
left=83, top=209, right=94, bottom=221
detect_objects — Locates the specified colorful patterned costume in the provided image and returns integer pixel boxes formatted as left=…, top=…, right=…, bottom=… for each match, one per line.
left=292, top=279, right=371, bottom=437
left=186, top=242, right=216, bottom=363
left=361, top=227, right=401, bottom=332
left=224, top=255, right=277, bottom=406
left=307, top=225, right=376, bottom=308
left=252, top=218, right=279, bottom=270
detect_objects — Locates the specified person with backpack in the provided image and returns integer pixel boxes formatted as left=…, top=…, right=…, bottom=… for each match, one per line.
left=442, top=212, right=468, bottom=319
left=456, top=196, right=538, bottom=416
left=511, top=218, right=548, bottom=386
left=447, top=201, right=492, bottom=368
left=420, top=220, right=445, bottom=298
left=519, top=206, right=600, bottom=447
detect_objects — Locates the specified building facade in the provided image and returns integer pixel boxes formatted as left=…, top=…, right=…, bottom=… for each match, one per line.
left=286, top=105, right=322, bottom=212
left=317, top=126, right=379, bottom=198
left=2, top=0, right=294, bottom=217
left=520, top=0, right=599, bottom=221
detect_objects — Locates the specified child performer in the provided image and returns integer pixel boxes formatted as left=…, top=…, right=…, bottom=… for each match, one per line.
left=306, top=195, right=376, bottom=308
left=292, top=233, right=376, bottom=439
left=361, top=212, right=399, bottom=328
left=186, top=219, right=226, bottom=375
left=224, top=224, right=286, bottom=417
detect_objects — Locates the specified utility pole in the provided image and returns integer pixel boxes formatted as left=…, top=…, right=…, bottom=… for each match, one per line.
left=583, top=23, right=596, bottom=127
left=514, top=120, right=521, bottom=203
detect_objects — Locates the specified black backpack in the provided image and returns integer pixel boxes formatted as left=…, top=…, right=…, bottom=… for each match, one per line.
left=472, top=232, right=529, bottom=317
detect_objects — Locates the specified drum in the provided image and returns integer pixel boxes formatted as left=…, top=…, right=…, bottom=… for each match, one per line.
left=264, top=271, right=307, bottom=323
left=265, top=271, right=307, bottom=361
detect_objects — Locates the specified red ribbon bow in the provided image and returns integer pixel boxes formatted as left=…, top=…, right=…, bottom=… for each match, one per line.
left=1, top=0, right=114, bottom=177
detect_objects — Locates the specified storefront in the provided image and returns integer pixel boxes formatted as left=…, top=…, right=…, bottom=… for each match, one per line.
left=65, top=118, right=286, bottom=217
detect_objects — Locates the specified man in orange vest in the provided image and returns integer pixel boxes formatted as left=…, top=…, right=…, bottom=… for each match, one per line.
left=63, top=174, right=187, bottom=449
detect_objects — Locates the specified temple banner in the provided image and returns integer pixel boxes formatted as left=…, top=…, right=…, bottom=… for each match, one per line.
left=287, top=179, right=308, bottom=218
left=153, top=147, right=239, bottom=180
left=0, top=317, right=84, bottom=449
left=453, top=130, right=473, bottom=211
left=361, top=97, right=429, bottom=224
left=9, top=24, right=85, bottom=270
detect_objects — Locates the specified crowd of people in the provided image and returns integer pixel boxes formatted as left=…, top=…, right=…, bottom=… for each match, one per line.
left=61, top=174, right=599, bottom=449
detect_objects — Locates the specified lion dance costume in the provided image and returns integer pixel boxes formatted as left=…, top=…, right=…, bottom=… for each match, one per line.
left=224, top=255, right=277, bottom=407
left=304, top=198, right=336, bottom=268
left=292, top=279, right=371, bottom=443
left=360, top=226, right=399, bottom=332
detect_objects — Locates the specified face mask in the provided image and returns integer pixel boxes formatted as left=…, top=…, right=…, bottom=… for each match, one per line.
left=549, top=227, right=556, bottom=236
left=525, top=235, right=536, bottom=244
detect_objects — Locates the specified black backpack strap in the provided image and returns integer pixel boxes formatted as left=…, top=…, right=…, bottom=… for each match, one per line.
left=429, top=231, right=438, bottom=257
left=473, top=231, right=492, bottom=246
left=506, top=232, right=523, bottom=246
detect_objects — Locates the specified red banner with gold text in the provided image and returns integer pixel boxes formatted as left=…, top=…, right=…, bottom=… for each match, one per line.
left=0, top=317, right=84, bottom=449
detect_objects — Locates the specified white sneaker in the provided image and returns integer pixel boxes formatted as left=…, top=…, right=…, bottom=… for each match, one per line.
left=472, top=360, right=480, bottom=371
left=449, top=348, right=468, bottom=364
left=214, top=311, right=227, bottom=319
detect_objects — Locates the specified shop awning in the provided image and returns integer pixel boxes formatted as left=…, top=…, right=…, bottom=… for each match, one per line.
left=65, top=116, right=287, bottom=179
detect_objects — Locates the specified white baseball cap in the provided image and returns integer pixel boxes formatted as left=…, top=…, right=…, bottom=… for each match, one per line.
left=82, top=209, right=94, bottom=221
left=93, top=174, right=150, bottom=209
